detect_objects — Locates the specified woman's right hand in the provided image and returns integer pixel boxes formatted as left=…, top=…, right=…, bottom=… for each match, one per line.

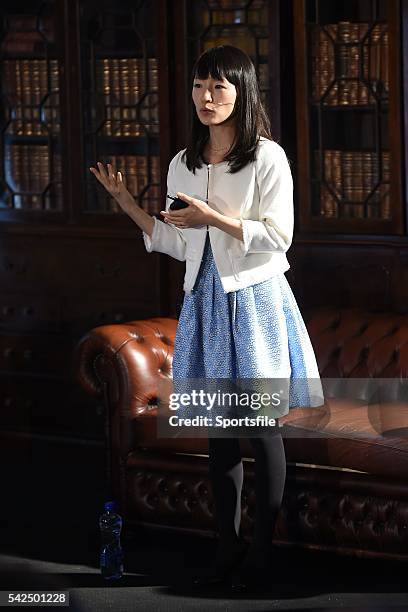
left=89, top=162, right=129, bottom=203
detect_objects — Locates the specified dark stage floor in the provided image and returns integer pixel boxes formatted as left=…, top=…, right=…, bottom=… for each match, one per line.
left=1, top=436, right=407, bottom=611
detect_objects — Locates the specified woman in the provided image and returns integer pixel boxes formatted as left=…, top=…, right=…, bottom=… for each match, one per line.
left=90, top=45, right=324, bottom=592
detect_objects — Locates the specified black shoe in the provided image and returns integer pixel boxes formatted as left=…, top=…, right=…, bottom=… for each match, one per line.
left=229, top=551, right=272, bottom=593
left=191, top=538, right=248, bottom=587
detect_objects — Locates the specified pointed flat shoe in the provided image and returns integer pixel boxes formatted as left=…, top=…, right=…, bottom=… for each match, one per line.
left=191, top=538, right=248, bottom=588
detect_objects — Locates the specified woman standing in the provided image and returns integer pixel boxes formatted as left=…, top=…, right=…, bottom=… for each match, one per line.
left=90, top=45, right=324, bottom=592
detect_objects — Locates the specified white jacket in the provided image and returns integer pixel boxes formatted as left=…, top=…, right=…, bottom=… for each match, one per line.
left=142, top=137, right=294, bottom=295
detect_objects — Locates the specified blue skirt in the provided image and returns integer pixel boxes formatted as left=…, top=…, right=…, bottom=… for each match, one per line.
left=172, top=233, right=324, bottom=422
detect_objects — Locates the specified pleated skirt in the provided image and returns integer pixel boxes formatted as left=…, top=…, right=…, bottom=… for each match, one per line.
left=172, top=232, right=324, bottom=423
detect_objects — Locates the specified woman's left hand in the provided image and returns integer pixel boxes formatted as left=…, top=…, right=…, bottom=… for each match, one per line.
left=160, top=192, right=215, bottom=228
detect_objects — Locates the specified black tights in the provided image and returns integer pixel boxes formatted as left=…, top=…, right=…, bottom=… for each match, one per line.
left=208, top=430, right=286, bottom=557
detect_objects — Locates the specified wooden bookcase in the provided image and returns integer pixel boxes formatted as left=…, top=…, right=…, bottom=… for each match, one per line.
left=1, top=0, right=407, bottom=452
left=294, top=0, right=404, bottom=235
left=289, top=0, right=408, bottom=314
left=0, top=0, right=288, bottom=450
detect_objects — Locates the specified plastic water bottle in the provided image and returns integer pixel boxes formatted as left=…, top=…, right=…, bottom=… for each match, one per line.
left=99, top=501, right=124, bottom=580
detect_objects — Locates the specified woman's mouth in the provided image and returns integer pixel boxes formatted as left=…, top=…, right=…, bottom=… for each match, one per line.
left=200, top=109, right=215, bottom=113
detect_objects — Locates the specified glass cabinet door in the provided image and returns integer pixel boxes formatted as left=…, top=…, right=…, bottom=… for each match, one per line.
left=79, top=0, right=160, bottom=218
left=295, top=0, right=404, bottom=234
left=185, top=1, right=271, bottom=117
left=0, top=0, right=64, bottom=221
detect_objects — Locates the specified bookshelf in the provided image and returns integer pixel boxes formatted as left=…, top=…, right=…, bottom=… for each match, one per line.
left=294, top=0, right=404, bottom=234
left=0, top=9, right=64, bottom=216
left=79, top=1, right=161, bottom=217
left=1, top=0, right=407, bottom=454
left=84, top=52, right=160, bottom=214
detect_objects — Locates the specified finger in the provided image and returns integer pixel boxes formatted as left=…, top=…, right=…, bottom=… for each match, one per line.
left=166, top=209, right=189, bottom=219
left=162, top=214, right=182, bottom=226
left=161, top=208, right=187, bottom=219
left=89, top=166, right=102, bottom=177
left=163, top=216, right=182, bottom=225
left=97, top=162, right=109, bottom=180
left=176, top=192, right=191, bottom=202
left=107, top=164, right=117, bottom=185
left=107, top=163, right=116, bottom=179
left=90, top=166, right=107, bottom=186
left=170, top=219, right=186, bottom=227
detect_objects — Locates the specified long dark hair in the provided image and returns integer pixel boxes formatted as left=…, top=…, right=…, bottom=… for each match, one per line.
left=182, top=45, right=274, bottom=174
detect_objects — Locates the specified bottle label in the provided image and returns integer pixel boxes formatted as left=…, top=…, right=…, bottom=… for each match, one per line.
left=100, top=545, right=124, bottom=575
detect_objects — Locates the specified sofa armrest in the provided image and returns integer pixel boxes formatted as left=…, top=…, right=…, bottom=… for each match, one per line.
left=74, top=317, right=178, bottom=416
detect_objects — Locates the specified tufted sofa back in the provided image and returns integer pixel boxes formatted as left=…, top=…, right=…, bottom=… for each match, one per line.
left=303, top=307, right=408, bottom=406
left=76, top=307, right=408, bottom=412
left=306, top=307, right=408, bottom=378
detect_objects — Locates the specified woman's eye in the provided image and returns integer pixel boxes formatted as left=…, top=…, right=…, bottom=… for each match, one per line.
left=193, top=83, right=224, bottom=88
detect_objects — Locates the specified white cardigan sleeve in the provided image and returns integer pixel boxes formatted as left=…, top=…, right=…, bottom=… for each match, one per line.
left=232, top=141, right=294, bottom=257
left=142, top=154, right=187, bottom=262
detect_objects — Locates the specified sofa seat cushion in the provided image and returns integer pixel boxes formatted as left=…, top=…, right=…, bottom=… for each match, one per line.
left=128, top=399, right=408, bottom=480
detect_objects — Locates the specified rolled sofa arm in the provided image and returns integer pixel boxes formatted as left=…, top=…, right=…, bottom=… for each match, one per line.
left=74, top=317, right=178, bottom=415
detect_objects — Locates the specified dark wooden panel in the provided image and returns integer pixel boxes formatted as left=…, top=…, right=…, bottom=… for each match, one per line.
left=63, top=294, right=159, bottom=334
left=0, top=294, right=62, bottom=332
left=289, top=242, right=400, bottom=312
left=0, top=333, right=70, bottom=375
left=0, top=375, right=104, bottom=440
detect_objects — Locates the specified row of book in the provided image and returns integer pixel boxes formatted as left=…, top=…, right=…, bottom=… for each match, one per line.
left=4, top=145, right=62, bottom=211
left=315, top=149, right=390, bottom=219
left=311, top=21, right=389, bottom=105
left=2, top=57, right=160, bottom=138
left=96, top=58, right=159, bottom=137
left=101, top=96, right=159, bottom=137
left=91, top=154, right=161, bottom=215
left=6, top=99, right=61, bottom=137
left=2, top=49, right=269, bottom=139
left=3, top=145, right=161, bottom=215
left=96, top=58, right=158, bottom=97
left=3, top=59, right=60, bottom=136
left=3, top=59, right=59, bottom=101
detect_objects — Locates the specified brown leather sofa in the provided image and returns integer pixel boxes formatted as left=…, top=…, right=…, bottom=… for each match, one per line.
left=75, top=306, right=408, bottom=561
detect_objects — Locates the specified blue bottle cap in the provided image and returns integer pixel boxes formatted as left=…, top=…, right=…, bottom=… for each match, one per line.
left=104, top=501, right=117, bottom=512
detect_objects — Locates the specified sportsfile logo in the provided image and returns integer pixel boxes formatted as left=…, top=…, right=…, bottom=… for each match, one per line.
left=156, top=376, right=327, bottom=438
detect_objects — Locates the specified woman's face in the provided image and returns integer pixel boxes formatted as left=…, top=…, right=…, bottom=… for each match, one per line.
left=192, top=74, right=237, bottom=125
